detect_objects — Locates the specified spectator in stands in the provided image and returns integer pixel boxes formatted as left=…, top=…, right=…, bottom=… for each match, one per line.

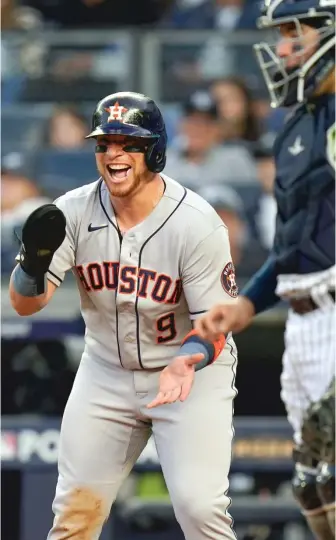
left=254, top=147, right=277, bottom=251
left=1, top=167, right=50, bottom=234
left=244, top=79, right=286, bottom=156
left=198, top=184, right=268, bottom=277
left=22, top=0, right=174, bottom=27
left=210, top=76, right=261, bottom=145
left=2, top=0, right=16, bottom=29
left=165, top=90, right=258, bottom=190
left=46, top=105, right=89, bottom=150
left=162, top=0, right=258, bottom=29
left=1, top=164, right=50, bottom=273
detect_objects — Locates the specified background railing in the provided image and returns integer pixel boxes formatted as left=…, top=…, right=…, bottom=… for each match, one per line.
left=2, top=29, right=272, bottom=104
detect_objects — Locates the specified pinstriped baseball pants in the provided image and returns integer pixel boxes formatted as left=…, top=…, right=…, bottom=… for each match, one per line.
left=280, top=303, right=335, bottom=445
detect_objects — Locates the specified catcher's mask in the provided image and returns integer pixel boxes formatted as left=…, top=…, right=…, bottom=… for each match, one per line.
left=254, top=0, right=335, bottom=108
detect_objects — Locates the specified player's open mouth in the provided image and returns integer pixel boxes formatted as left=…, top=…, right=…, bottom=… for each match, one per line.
left=106, top=164, right=131, bottom=183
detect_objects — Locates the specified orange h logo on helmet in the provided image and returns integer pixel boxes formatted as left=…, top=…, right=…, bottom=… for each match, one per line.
left=105, top=102, right=128, bottom=122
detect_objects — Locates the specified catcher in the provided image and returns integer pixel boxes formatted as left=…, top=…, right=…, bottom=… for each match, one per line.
left=195, top=0, right=336, bottom=537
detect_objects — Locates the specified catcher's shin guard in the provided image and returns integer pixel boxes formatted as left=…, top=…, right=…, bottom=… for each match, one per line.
left=300, top=378, right=336, bottom=537
left=317, top=463, right=336, bottom=535
left=292, top=447, right=334, bottom=540
left=301, top=378, right=335, bottom=465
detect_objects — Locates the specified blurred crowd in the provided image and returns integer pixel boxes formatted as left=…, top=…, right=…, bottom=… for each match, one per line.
left=2, top=0, right=283, bottom=416
left=4, top=0, right=260, bottom=30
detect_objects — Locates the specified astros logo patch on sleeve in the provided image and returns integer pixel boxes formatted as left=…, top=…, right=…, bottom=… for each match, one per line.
left=221, top=262, right=238, bottom=298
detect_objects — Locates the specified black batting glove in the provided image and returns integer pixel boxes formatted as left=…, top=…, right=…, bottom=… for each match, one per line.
left=18, top=204, right=66, bottom=294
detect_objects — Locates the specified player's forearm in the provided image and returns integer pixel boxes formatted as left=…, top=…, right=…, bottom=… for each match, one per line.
left=9, top=266, right=49, bottom=316
left=240, top=256, right=279, bottom=315
left=10, top=287, right=48, bottom=316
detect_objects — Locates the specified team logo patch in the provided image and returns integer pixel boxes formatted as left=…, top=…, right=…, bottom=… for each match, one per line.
left=105, top=102, right=128, bottom=122
left=221, top=262, right=238, bottom=298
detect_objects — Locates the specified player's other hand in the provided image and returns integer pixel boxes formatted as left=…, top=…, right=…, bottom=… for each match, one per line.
left=146, top=353, right=204, bottom=409
left=195, top=297, right=255, bottom=341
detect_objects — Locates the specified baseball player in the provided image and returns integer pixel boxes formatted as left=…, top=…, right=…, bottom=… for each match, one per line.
left=196, top=1, right=336, bottom=539
left=9, top=92, right=238, bottom=540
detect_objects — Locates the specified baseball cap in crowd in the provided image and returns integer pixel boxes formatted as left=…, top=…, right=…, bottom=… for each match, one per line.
left=1, top=152, right=27, bottom=175
left=198, top=184, right=245, bottom=217
left=183, top=91, right=218, bottom=118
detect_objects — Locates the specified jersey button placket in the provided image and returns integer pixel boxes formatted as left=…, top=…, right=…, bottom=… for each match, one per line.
left=117, top=235, right=139, bottom=369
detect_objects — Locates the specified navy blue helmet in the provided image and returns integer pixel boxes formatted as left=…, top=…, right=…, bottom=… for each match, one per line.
left=254, top=0, right=335, bottom=107
left=86, top=92, right=167, bottom=173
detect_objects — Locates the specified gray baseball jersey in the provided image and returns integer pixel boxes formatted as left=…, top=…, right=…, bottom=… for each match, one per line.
left=47, top=173, right=238, bottom=370
left=46, top=174, right=238, bottom=540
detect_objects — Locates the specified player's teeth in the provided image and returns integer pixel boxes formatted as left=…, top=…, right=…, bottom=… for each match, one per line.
left=108, top=165, right=130, bottom=173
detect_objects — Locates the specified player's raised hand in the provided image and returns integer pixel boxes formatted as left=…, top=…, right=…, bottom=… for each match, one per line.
left=195, top=297, right=255, bottom=341
left=146, top=353, right=205, bottom=409
left=17, top=204, right=66, bottom=295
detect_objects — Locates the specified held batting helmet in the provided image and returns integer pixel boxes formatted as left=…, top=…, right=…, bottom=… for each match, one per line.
left=86, top=91, right=167, bottom=173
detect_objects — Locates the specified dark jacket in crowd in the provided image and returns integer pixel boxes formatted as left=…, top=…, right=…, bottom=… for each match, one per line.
left=24, top=0, right=174, bottom=27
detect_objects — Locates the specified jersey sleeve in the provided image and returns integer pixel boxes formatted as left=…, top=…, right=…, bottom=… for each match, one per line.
left=182, top=225, right=238, bottom=320
left=47, top=196, right=76, bottom=287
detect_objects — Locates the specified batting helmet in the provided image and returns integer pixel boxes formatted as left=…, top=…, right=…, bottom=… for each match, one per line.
left=86, top=91, right=167, bottom=173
